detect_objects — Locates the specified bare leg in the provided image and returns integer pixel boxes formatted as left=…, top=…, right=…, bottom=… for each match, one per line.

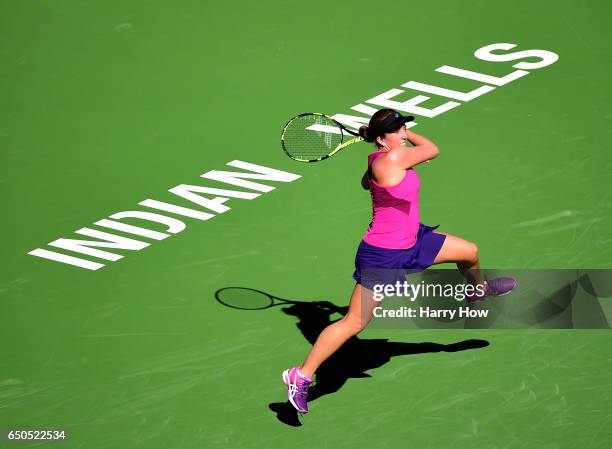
left=433, top=233, right=485, bottom=286
left=300, top=284, right=378, bottom=378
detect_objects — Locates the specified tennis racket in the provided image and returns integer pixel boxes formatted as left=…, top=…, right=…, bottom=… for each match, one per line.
left=215, top=286, right=344, bottom=312
left=280, top=113, right=363, bottom=163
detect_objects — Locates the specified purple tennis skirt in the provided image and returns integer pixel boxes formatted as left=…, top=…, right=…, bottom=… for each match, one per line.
left=352, top=223, right=447, bottom=290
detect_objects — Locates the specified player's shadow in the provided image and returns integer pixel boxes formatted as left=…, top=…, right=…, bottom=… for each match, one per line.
left=266, top=299, right=489, bottom=427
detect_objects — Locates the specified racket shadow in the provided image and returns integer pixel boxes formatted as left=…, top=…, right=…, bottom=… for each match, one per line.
left=213, top=287, right=489, bottom=426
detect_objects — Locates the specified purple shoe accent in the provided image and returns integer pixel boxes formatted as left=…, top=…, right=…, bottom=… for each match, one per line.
left=484, top=278, right=517, bottom=296
left=282, top=366, right=312, bottom=413
left=466, top=278, right=517, bottom=303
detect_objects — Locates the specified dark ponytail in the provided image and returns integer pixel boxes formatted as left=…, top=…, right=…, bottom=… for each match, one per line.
left=359, top=125, right=374, bottom=143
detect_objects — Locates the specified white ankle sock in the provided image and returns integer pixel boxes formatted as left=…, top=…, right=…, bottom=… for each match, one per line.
left=297, top=368, right=312, bottom=381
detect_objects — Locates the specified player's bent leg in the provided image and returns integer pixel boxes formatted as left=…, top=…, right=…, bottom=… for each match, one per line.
left=433, top=232, right=484, bottom=286
left=433, top=232, right=479, bottom=266
left=283, top=283, right=378, bottom=413
left=301, top=283, right=377, bottom=377
left=432, top=232, right=516, bottom=302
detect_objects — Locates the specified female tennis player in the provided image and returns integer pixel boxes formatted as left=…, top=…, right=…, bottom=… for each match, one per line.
left=282, top=108, right=516, bottom=413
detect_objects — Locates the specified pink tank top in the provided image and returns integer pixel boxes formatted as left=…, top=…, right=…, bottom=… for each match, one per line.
left=363, top=150, right=420, bottom=249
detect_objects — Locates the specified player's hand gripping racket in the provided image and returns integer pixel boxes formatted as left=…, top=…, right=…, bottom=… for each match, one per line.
left=281, top=113, right=362, bottom=162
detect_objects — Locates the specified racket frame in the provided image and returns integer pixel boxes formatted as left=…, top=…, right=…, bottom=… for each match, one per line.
left=215, top=287, right=278, bottom=310
left=281, top=112, right=363, bottom=163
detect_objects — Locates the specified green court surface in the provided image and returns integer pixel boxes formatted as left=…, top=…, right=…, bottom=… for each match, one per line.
left=2, top=0, right=612, bottom=447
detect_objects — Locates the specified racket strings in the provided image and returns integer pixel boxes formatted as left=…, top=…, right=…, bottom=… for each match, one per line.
left=282, top=114, right=344, bottom=161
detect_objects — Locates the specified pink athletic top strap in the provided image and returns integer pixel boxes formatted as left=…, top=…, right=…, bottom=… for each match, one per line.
left=362, top=150, right=420, bottom=249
